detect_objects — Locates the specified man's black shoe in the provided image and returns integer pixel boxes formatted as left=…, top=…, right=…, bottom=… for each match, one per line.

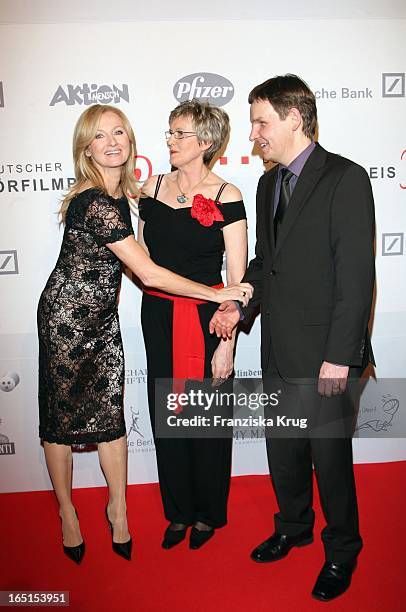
left=250, top=532, right=313, bottom=563
left=312, top=561, right=356, bottom=601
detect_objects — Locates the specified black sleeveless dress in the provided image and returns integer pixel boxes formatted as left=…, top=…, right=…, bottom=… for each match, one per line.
left=37, top=189, right=134, bottom=445
left=140, top=176, right=246, bottom=528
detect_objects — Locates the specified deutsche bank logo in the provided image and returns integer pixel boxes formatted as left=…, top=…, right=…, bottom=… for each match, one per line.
left=382, top=233, right=404, bottom=256
left=0, top=250, right=19, bottom=274
left=382, top=73, right=405, bottom=98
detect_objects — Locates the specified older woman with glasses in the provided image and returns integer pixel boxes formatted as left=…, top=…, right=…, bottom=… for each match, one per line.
left=138, top=99, right=248, bottom=550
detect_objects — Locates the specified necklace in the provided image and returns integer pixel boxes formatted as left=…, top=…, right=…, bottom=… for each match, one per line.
left=176, top=170, right=209, bottom=204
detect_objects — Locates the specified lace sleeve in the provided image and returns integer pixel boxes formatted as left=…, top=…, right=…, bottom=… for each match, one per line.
left=84, top=193, right=134, bottom=247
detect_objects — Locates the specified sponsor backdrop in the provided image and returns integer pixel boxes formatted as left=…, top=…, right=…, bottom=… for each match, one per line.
left=0, top=19, right=405, bottom=493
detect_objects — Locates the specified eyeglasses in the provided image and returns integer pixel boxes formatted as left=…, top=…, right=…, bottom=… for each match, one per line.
left=165, top=130, right=197, bottom=140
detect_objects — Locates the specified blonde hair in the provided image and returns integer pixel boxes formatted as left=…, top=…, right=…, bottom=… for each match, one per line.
left=59, top=104, right=139, bottom=222
left=169, top=99, right=230, bottom=165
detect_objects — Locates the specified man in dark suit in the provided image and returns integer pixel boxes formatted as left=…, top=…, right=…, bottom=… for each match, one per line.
left=210, top=74, right=375, bottom=601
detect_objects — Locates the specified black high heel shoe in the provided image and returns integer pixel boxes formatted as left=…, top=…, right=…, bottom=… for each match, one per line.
left=105, top=505, right=132, bottom=561
left=63, top=541, right=85, bottom=564
left=60, top=511, right=85, bottom=564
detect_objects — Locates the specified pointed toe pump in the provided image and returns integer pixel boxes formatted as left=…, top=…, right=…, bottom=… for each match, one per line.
left=105, top=505, right=132, bottom=561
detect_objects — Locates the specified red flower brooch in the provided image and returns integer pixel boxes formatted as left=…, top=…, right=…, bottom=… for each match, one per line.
left=191, top=194, right=224, bottom=227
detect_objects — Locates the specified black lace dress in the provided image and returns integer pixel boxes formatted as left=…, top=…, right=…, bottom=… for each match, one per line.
left=37, top=188, right=134, bottom=445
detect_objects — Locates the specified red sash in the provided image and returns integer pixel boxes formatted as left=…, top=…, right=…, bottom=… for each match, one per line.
left=144, top=283, right=223, bottom=400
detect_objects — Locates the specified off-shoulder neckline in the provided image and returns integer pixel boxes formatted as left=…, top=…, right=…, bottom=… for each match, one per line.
left=141, top=195, right=243, bottom=211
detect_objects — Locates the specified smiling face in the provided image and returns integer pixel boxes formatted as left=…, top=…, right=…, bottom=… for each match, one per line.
left=86, top=110, right=131, bottom=171
left=166, top=114, right=210, bottom=168
left=249, top=99, right=296, bottom=166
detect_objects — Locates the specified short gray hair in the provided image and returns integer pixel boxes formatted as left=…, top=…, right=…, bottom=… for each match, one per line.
left=169, top=99, right=230, bottom=165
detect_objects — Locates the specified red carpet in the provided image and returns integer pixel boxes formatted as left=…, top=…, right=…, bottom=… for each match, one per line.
left=1, top=462, right=405, bottom=611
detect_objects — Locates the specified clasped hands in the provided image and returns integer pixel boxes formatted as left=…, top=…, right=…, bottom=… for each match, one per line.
left=209, top=297, right=249, bottom=388
left=216, top=283, right=253, bottom=307
left=209, top=301, right=350, bottom=397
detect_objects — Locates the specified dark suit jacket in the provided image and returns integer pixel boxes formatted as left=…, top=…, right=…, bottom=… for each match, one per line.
left=242, top=143, right=375, bottom=379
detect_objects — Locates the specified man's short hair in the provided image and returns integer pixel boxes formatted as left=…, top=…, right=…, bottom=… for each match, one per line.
left=248, top=74, right=317, bottom=139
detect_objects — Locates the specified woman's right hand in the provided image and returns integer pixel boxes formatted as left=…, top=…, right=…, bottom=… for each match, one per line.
left=214, top=283, right=253, bottom=306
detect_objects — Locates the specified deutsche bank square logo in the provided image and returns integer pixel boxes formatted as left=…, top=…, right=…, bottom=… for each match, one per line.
left=382, top=73, right=405, bottom=98
left=0, top=82, right=4, bottom=108
left=382, top=233, right=404, bottom=256
left=0, top=250, right=19, bottom=274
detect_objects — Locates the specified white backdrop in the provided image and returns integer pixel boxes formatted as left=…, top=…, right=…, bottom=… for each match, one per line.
left=1, top=16, right=405, bottom=493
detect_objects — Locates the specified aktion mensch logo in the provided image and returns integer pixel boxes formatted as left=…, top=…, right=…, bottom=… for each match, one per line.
left=50, top=83, right=130, bottom=106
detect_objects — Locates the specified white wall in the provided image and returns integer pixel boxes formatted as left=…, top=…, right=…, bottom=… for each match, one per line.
left=1, top=16, right=405, bottom=492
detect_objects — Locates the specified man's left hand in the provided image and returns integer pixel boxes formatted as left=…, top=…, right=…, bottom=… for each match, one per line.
left=318, top=361, right=349, bottom=397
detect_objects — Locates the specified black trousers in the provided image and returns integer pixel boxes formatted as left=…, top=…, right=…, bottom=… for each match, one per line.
left=263, top=351, right=363, bottom=563
left=142, top=293, right=232, bottom=528
left=152, top=434, right=232, bottom=527
left=147, top=374, right=233, bottom=527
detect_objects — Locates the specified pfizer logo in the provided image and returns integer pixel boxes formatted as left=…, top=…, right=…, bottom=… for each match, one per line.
left=173, top=73, right=234, bottom=107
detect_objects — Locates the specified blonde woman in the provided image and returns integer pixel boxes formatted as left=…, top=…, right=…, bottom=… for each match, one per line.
left=138, top=100, right=248, bottom=550
left=37, top=104, right=252, bottom=564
